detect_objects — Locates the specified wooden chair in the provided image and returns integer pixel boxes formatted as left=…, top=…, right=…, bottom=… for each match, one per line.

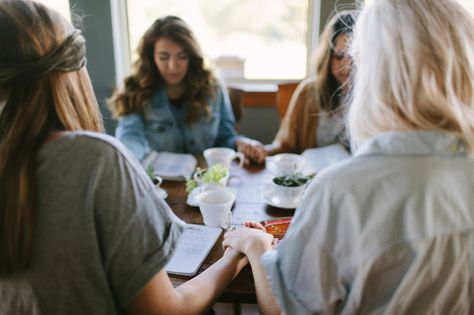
left=275, top=81, right=299, bottom=120
left=228, top=87, right=243, bottom=131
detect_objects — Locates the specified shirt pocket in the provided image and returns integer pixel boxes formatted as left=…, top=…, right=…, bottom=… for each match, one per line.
left=145, top=119, right=177, bottom=152
left=147, top=119, right=173, bottom=133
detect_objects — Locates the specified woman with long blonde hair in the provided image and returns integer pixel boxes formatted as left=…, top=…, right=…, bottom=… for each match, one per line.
left=0, top=2, right=247, bottom=314
left=224, top=0, right=474, bottom=313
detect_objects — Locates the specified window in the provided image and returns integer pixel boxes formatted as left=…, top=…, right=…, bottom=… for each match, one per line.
left=36, top=0, right=70, bottom=21
left=366, top=0, right=474, bottom=16
left=456, top=0, right=474, bottom=15
left=126, top=0, right=309, bottom=81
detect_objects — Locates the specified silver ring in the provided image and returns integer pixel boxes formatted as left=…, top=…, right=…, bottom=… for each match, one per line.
left=230, top=226, right=237, bottom=232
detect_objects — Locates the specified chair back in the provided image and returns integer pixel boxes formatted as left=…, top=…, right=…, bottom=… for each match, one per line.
left=275, top=82, right=299, bottom=120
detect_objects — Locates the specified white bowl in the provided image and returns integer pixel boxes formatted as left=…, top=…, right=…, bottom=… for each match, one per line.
left=271, top=177, right=307, bottom=202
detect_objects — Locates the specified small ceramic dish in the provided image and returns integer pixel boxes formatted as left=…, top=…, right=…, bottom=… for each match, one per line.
left=261, top=217, right=292, bottom=239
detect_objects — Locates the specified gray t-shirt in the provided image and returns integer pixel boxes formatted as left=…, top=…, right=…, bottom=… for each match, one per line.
left=0, top=132, right=184, bottom=314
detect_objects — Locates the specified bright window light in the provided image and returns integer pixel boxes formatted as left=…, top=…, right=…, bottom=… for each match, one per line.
left=35, top=0, right=70, bottom=21
left=456, top=0, right=474, bottom=15
left=127, top=0, right=308, bottom=81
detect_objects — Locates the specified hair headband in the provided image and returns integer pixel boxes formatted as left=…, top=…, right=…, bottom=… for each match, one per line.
left=0, top=29, right=86, bottom=84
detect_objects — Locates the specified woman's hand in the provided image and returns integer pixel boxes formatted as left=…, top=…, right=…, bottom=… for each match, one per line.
left=244, top=221, right=280, bottom=249
left=223, top=224, right=274, bottom=261
left=236, top=138, right=267, bottom=164
left=222, top=246, right=249, bottom=270
left=244, top=221, right=267, bottom=232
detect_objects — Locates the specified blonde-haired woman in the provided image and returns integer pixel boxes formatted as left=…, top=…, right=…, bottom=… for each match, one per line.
left=240, top=11, right=355, bottom=163
left=224, top=0, right=474, bottom=313
left=0, top=1, right=247, bottom=314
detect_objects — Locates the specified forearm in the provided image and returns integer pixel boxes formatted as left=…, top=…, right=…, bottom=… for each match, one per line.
left=263, top=142, right=286, bottom=156
left=247, top=251, right=282, bottom=315
left=175, top=253, right=247, bottom=314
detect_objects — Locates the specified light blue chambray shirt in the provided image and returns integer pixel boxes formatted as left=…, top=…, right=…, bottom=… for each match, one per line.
left=262, top=130, right=474, bottom=314
left=115, top=83, right=236, bottom=161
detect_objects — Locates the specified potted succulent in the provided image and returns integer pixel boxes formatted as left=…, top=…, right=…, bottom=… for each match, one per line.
left=146, top=164, right=161, bottom=185
left=271, top=173, right=315, bottom=202
left=186, top=164, right=229, bottom=193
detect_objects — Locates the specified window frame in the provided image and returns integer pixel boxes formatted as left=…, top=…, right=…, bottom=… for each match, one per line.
left=111, top=0, right=322, bottom=88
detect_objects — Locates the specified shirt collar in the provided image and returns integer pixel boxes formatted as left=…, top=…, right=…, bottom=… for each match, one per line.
left=354, top=130, right=466, bottom=158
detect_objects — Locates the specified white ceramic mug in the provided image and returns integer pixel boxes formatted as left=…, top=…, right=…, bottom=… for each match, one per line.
left=203, top=147, right=244, bottom=169
left=269, top=153, right=304, bottom=176
left=153, top=176, right=168, bottom=199
left=197, top=188, right=235, bottom=229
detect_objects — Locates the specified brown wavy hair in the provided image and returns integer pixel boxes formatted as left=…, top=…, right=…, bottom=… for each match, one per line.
left=108, top=16, right=215, bottom=124
left=311, top=10, right=356, bottom=112
left=0, top=0, right=103, bottom=275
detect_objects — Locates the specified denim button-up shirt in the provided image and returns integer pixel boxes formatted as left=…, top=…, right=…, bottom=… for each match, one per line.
left=115, top=84, right=236, bottom=161
left=262, top=130, right=474, bottom=314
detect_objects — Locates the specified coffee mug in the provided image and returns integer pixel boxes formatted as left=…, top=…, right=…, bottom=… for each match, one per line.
left=268, top=153, right=304, bottom=176
left=152, top=176, right=168, bottom=199
left=203, top=147, right=244, bottom=169
left=196, top=188, right=235, bottom=229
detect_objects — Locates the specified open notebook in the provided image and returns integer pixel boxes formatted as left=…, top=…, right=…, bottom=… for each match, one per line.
left=142, top=151, right=197, bottom=181
left=301, top=143, right=351, bottom=174
left=166, top=224, right=222, bottom=276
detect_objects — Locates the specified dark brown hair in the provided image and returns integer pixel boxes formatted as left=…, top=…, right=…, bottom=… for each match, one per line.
left=108, top=16, right=215, bottom=124
left=312, top=10, right=355, bottom=112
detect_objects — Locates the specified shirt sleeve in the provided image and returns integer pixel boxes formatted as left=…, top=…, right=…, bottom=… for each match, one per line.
left=273, top=81, right=308, bottom=153
left=261, top=181, right=347, bottom=314
left=213, top=83, right=237, bottom=149
left=115, top=113, right=151, bottom=161
left=90, top=140, right=185, bottom=308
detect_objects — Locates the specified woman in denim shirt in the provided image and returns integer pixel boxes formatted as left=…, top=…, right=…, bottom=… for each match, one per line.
left=109, top=16, right=239, bottom=161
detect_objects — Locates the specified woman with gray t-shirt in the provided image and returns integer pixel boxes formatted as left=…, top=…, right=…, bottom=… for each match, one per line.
left=0, top=2, right=247, bottom=314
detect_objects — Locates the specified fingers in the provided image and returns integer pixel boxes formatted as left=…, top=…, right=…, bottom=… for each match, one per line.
left=245, top=221, right=267, bottom=232
left=239, top=143, right=267, bottom=164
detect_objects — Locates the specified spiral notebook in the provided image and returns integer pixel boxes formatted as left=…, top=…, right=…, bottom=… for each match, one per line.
left=166, top=224, right=222, bottom=276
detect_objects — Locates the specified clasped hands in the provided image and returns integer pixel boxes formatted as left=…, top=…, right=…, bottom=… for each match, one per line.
left=223, top=221, right=279, bottom=262
left=236, top=138, right=267, bottom=165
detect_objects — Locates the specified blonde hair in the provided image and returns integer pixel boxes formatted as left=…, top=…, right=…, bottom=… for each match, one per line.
left=348, top=0, right=474, bottom=155
left=0, top=0, right=102, bottom=275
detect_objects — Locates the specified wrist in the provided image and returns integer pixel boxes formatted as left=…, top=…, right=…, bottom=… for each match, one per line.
left=222, top=250, right=248, bottom=272
left=245, top=241, right=271, bottom=264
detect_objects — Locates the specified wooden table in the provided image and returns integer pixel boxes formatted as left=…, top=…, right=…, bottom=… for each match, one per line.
left=163, top=162, right=295, bottom=304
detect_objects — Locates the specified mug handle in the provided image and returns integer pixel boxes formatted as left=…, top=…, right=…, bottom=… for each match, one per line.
left=234, top=152, right=245, bottom=168
left=154, top=176, right=163, bottom=188
left=220, top=209, right=232, bottom=229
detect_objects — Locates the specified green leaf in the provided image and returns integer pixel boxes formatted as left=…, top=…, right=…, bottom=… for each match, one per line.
left=273, top=173, right=315, bottom=187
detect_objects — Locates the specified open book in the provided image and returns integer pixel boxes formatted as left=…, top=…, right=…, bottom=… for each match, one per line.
left=301, top=143, right=351, bottom=173
left=166, top=224, right=222, bottom=276
left=142, top=151, right=197, bottom=181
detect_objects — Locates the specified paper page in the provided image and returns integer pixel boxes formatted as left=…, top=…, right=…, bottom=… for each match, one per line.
left=301, top=143, right=350, bottom=173
left=166, top=224, right=222, bottom=276
left=143, top=151, right=197, bottom=181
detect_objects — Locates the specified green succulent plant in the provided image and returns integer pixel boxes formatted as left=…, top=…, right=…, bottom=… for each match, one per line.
left=185, top=164, right=228, bottom=193
left=146, top=164, right=161, bottom=185
left=273, top=173, right=315, bottom=187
